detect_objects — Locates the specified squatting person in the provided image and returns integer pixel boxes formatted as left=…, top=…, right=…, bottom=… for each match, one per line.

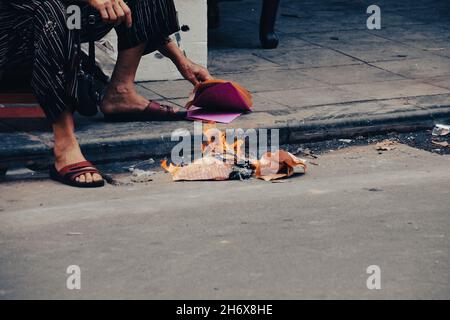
left=0, top=0, right=212, bottom=187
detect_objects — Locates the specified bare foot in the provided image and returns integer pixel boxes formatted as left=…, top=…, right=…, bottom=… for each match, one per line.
left=54, top=137, right=102, bottom=184
left=100, top=83, right=149, bottom=114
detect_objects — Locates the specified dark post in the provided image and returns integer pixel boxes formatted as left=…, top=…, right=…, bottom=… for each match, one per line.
left=260, top=0, right=281, bottom=49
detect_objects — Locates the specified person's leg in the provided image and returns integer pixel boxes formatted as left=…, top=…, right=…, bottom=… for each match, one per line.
left=100, top=0, right=181, bottom=115
left=53, top=112, right=102, bottom=183
left=31, top=0, right=102, bottom=183
left=100, top=42, right=150, bottom=114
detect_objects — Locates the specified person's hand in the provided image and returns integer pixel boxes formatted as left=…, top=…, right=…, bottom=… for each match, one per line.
left=177, top=59, right=213, bottom=86
left=88, top=0, right=132, bottom=28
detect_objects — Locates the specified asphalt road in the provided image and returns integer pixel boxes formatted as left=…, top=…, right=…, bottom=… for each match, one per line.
left=0, top=143, right=449, bottom=299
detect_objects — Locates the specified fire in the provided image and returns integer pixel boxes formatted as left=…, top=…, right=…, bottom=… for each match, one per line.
left=161, top=159, right=181, bottom=175
left=202, top=123, right=245, bottom=160
left=162, top=123, right=248, bottom=173
left=161, top=123, right=307, bottom=182
left=161, top=123, right=238, bottom=181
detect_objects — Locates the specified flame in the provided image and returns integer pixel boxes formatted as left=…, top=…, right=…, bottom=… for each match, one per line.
left=251, top=158, right=261, bottom=175
left=161, top=124, right=307, bottom=181
left=162, top=124, right=249, bottom=170
left=161, top=159, right=181, bottom=175
left=202, top=123, right=245, bottom=159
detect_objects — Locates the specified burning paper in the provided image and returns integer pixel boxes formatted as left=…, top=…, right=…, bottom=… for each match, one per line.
left=162, top=157, right=232, bottom=181
left=254, top=150, right=307, bottom=181
left=162, top=125, right=307, bottom=182
left=375, top=139, right=396, bottom=151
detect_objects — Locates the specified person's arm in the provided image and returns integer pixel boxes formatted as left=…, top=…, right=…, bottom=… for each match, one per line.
left=159, top=39, right=212, bottom=86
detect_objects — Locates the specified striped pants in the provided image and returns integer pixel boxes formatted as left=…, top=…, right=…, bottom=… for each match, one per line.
left=0, top=0, right=179, bottom=122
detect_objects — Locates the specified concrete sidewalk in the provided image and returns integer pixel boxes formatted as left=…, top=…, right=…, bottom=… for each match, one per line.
left=1, top=0, right=450, bottom=168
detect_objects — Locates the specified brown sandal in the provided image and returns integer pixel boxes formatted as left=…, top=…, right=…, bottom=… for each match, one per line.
left=103, top=101, right=187, bottom=122
left=49, top=161, right=105, bottom=188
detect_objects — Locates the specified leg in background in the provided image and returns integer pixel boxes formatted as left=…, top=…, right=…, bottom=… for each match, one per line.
left=207, top=0, right=220, bottom=29
left=260, top=0, right=281, bottom=49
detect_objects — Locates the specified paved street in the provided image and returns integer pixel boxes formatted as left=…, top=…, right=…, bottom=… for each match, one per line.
left=1, top=142, right=449, bottom=299
left=1, top=0, right=449, bottom=301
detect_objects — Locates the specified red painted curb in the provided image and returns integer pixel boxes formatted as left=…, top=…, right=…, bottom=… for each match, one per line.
left=0, top=94, right=45, bottom=119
